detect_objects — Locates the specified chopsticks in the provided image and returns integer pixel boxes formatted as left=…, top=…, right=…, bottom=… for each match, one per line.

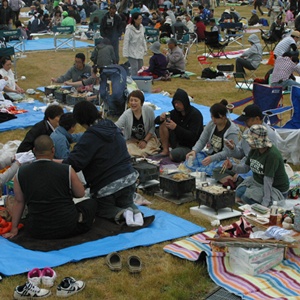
left=219, top=160, right=228, bottom=174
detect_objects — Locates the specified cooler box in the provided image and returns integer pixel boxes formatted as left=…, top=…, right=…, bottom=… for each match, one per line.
left=132, top=76, right=153, bottom=93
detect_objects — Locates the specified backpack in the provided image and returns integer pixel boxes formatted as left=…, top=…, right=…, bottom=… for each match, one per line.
left=201, top=67, right=224, bottom=79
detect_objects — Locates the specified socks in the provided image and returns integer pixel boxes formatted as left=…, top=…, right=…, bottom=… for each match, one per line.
left=123, top=209, right=135, bottom=226
left=123, top=210, right=144, bottom=227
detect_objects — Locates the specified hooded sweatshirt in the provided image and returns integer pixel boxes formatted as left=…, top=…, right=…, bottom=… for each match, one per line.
left=155, top=88, right=203, bottom=149
left=123, top=24, right=147, bottom=60
left=91, top=42, right=116, bottom=67
left=63, top=119, right=134, bottom=194
left=242, top=34, right=263, bottom=69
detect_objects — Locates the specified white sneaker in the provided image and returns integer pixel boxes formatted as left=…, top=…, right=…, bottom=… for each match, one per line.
left=56, top=277, right=85, bottom=297
left=27, top=268, right=42, bottom=286
left=14, top=282, right=51, bottom=299
left=41, top=267, right=57, bottom=287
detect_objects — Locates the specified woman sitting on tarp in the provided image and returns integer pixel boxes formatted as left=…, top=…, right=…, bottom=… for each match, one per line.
left=115, top=89, right=161, bottom=157
left=185, top=100, right=240, bottom=176
left=0, top=56, right=24, bottom=100
left=30, top=13, right=48, bottom=33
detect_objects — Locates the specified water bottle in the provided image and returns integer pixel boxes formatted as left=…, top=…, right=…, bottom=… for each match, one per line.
left=187, top=155, right=193, bottom=167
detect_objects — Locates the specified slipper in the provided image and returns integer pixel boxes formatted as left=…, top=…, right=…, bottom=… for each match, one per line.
left=106, top=252, right=122, bottom=271
left=127, top=255, right=142, bottom=274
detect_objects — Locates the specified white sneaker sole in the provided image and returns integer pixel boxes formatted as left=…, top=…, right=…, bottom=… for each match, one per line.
left=14, top=290, right=51, bottom=299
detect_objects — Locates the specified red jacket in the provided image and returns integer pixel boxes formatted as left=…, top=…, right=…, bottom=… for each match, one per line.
left=196, top=21, right=205, bottom=41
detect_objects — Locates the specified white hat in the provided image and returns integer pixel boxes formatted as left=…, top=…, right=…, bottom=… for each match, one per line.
left=164, top=17, right=172, bottom=25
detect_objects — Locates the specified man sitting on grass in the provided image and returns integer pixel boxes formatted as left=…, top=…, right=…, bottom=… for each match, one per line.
left=4, top=135, right=98, bottom=239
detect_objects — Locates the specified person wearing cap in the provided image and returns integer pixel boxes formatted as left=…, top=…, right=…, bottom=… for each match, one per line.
left=266, top=0, right=284, bottom=24
left=51, top=53, right=91, bottom=83
left=248, top=9, right=260, bottom=26
left=159, top=17, right=173, bottom=38
left=155, top=88, right=203, bottom=162
left=165, top=38, right=187, bottom=78
left=50, top=112, right=83, bottom=159
left=223, top=124, right=289, bottom=207
left=273, top=30, right=300, bottom=58
left=186, top=100, right=240, bottom=176
left=141, top=41, right=168, bottom=79
left=172, top=16, right=189, bottom=40
left=123, top=12, right=147, bottom=76
left=100, top=4, right=123, bottom=64
left=229, top=7, right=239, bottom=23
left=219, top=9, right=233, bottom=23
left=254, top=0, right=264, bottom=16
left=271, top=50, right=300, bottom=89
left=268, top=14, right=285, bottom=42
left=115, top=90, right=161, bottom=157
left=213, top=104, right=278, bottom=187
left=61, top=10, right=76, bottom=27
left=235, top=34, right=262, bottom=74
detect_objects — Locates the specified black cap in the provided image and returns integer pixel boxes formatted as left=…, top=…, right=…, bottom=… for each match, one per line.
left=236, top=104, right=263, bottom=122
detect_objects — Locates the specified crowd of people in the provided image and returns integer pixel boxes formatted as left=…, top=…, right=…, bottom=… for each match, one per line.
left=0, top=1, right=296, bottom=249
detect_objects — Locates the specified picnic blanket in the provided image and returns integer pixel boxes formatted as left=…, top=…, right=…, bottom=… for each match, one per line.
left=0, top=92, right=236, bottom=133
left=0, top=206, right=205, bottom=276
left=164, top=231, right=300, bottom=300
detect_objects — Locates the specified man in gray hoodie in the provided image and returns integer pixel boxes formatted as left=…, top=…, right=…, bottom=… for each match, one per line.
left=235, top=34, right=262, bottom=74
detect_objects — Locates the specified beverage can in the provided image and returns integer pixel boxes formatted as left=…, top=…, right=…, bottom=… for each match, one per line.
left=165, top=112, right=170, bottom=122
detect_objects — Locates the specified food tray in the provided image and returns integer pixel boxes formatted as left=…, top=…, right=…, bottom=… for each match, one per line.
left=159, top=172, right=195, bottom=199
left=66, top=93, right=86, bottom=105
left=44, top=86, right=60, bottom=96
left=133, top=160, right=159, bottom=183
left=196, top=183, right=235, bottom=214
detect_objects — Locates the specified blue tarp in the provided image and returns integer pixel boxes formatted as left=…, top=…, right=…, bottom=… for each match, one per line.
left=0, top=94, right=239, bottom=132
left=0, top=206, right=205, bottom=276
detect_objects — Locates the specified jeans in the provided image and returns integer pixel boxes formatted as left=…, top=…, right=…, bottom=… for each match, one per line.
left=271, top=79, right=300, bottom=91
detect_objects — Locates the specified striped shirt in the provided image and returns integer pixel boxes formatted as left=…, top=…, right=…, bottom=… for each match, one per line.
left=274, top=36, right=297, bottom=57
left=271, top=56, right=300, bottom=83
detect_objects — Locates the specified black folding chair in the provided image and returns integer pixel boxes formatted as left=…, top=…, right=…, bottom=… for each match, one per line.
left=204, top=31, right=229, bottom=58
left=233, top=72, right=252, bottom=92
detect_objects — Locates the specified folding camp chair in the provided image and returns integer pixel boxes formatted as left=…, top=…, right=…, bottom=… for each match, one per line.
left=260, top=29, right=280, bottom=52
left=231, top=83, right=292, bottom=126
left=204, top=31, right=229, bottom=58
left=234, top=72, right=252, bottom=91
left=53, top=26, right=76, bottom=51
left=197, top=55, right=212, bottom=69
left=144, top=26, right=159, bottom=44
left=176, top=33, right=191, bottom=60
left=0, top=29, right=25, bottom=54
left=219, top=22, right=245, bottom=48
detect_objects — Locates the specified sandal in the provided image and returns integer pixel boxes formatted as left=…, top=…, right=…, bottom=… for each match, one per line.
left=106, top=252, right=122, bottom=271
left=127, top=255, right=142, bottom=273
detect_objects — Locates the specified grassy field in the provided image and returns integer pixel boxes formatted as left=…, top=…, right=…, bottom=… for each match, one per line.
left=0, top=4, right=295, bottom=300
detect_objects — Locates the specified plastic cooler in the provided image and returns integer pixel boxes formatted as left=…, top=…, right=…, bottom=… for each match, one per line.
left=131, top=76, right=153, bottom=93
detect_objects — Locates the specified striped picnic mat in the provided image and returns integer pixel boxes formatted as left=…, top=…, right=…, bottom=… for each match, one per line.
left=164, top=232, right=300, bottom=300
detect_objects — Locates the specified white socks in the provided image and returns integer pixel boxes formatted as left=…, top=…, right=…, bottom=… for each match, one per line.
left=123, top=210, right=144, bottom=227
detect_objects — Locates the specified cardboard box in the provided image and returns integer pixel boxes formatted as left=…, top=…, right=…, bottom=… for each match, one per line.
left=132, top=76, right=153, bottom=93
left=228, top=247, right=284, bottom=265
left=229, top=251, right=283, bottom=275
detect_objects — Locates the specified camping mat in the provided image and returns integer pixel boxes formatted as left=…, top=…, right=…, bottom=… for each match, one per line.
left=12, top=38, right=92, bottom=52
left=11, top=215, right=155, bottom=251
left=0, top=100, right=47, bottom=132
left=0, top=206, right=205, bottom=276
left=164, top=231, right=300, bottom=300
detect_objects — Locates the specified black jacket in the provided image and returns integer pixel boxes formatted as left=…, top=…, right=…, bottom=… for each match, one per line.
left=0, top=6, right=13, bottom=26
left=100, top=12, right=123, bottom=40
left=155, top=88, right=204, bottom=149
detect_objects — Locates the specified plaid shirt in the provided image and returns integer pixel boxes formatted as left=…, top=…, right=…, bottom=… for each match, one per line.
left=271, top=56, right=300, bottom=83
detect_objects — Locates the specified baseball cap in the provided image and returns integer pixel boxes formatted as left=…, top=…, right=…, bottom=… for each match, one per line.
left=236, top=104, right=263, bottom=122
left=62, top=11, right=68, bottom=17
left=291, top=30, right=300, bottom=38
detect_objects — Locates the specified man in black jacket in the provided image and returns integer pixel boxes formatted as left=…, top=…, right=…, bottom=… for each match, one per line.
left=17, top=105, right=64, bottom=153
left=100, top=4, right=123, bottom=64
left=155, top=88, right=204, bottom=162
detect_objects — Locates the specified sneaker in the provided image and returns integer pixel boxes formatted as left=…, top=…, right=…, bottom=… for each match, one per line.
left=41, top=267, right=57, bottom=287
left=27, top=268, right=42, bottom=286
left=56, top=277, right=85, bottom=298
left=14, top=282, right=51, bottom=299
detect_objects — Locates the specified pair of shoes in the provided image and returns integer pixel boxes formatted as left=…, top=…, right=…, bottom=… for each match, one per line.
left=128, top=255, right=142, bottom=274
left=14, top=282, right=51, bottom=299
left=106, top=252, right=122, bottom=271
left=56, top=277, right=85, bottom=297
left=106, top=253, right=142, bottom=273
left=28, top=267, right=57, bottom=287
left=180, top=74, right=190, bottom=80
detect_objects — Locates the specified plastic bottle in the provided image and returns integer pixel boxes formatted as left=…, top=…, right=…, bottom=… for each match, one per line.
left=269, top=201, right=278, bottom=226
